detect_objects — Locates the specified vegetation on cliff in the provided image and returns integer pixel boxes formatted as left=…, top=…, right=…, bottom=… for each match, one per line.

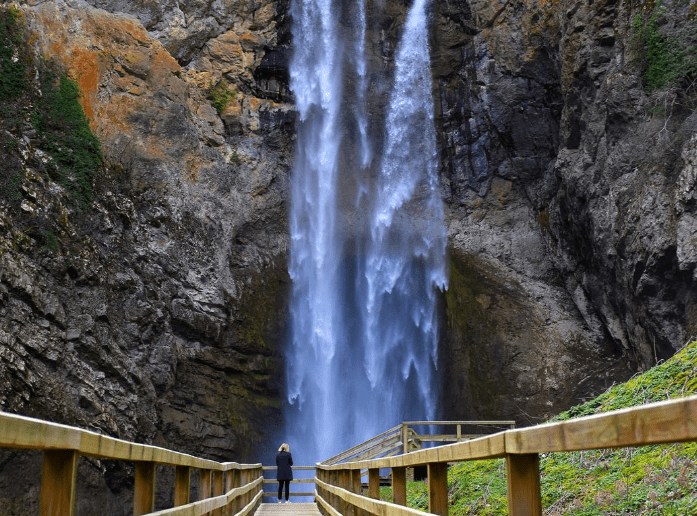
left=0, top=5, right=102, bottom=218
left=401, top=341, right=697, bottom=515
left=632, top=0, right=697, bottom=92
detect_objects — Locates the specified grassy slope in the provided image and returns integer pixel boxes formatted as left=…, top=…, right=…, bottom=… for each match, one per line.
left=403, top=341, right=697, bottom=515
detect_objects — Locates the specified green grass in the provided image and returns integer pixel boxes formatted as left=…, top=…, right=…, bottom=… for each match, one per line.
left=410, top=341, right=697, bottom=515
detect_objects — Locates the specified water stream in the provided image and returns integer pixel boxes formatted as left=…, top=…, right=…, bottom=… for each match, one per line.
left=285, top=0, right=447, bottom=465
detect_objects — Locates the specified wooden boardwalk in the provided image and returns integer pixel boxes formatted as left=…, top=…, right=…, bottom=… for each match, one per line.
left=256, top=502, right=321, bottom=516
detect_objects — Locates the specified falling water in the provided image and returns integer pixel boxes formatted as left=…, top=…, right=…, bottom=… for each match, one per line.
left=285, top=0, right=447, bottom=464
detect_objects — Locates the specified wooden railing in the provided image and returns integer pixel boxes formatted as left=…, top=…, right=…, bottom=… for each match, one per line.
left=0, top=411, right=264, bottom=516
left=314, top=395, right=697, bottom=516
left=321, top=420, right=515, bottom=466
left=262, top=466, right=316, bottom=499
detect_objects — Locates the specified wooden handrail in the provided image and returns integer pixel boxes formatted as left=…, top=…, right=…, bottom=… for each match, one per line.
left=0, top=411, right=264, bottom=516
left=314, top=395, right=697, bottom=516
left=320, top=420, right=513, bottom=466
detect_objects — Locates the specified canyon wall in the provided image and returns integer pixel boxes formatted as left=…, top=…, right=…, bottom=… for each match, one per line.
left=431, top=0, right=697, bottom=422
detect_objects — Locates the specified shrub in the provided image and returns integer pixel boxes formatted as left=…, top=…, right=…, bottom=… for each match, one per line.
left=633, top=1, right=697, bottom=91
left=208, top=79, right=237, bottom=114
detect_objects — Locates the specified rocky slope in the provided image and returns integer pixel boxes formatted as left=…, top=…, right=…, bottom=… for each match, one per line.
left=1, top=0, right=697, bottom=513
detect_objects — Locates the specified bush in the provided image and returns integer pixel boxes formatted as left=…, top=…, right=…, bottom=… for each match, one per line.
left=633, top=1, right=697, bottom=91
left=207, top=79, right=237, bottom=114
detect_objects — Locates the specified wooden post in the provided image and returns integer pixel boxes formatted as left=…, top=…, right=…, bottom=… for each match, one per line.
left=368, top=468, right=380, bottom=500
left=428, top=463, right=448, bottom=516
left=339, top=470, right=350, bottom=513
left=506, top=454, right=542, bottom=516
left=230, top=469, right=241, bottom=514
left=175, top=466, right=191, bottom=506
left=392, top=467, right=406, bottom=506
left=456, top=424, right=462, bottom=442
left=401, top=424, right=409, bottom=454
left=240, top=469, right=249, bottom=506
left=41, top=450, right=78, bottom=516
left=200, top=469, right=213, bottom=502
left=224, top=470, right=234, bottom=516
left=350, top=469, right=362, bottom=516
left=134, top=462, right=156, bottom=515
left=213, top=470, right=224, bottom=516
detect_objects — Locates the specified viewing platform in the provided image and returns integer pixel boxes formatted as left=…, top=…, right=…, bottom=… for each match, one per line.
left=1, top=396, right=696, bottom=515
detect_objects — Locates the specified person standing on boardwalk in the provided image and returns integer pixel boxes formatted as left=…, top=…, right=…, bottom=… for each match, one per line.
left=276, top=443, right=293, bottom=503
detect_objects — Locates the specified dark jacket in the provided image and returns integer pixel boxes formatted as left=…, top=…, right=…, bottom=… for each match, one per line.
left=276, top=451, right=293, bottom=481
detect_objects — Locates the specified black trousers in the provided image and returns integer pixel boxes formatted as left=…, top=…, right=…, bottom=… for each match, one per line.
left=278, top=479, right=290, bottom=501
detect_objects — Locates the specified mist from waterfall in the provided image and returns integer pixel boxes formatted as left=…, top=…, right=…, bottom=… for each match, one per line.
left=285, top=0, right=447, bottom=465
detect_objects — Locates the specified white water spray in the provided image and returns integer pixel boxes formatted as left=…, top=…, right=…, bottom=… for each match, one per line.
left=285, top=0, right=447, bottom=464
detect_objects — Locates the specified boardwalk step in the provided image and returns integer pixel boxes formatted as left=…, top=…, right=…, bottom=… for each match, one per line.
left=256, top=502, right=321, bottom=516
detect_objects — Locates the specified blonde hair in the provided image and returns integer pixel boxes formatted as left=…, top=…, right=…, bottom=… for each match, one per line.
left=278, top=443, right=290, bottom=452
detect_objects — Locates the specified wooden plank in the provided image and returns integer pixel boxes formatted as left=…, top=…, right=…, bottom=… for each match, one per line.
left=506, top=454, right=541, bottom=516
left=402, top=421, right=516, bottom=426
left=315, top=478, right=429, bottom=516
left=143, top=482, right=264, bottom=516
left=391, top=467, right=406, bottom=506
left=321, top=425, right=402, bottom=465
left=0, top=411, right=226, bottom=470
left=368, top=469, right=380, bottom=500
left=316, top=492, right=347, bottom=516
left=41, top=449, right=78, bottom=516
left=200, top=470, right=213, bottom=502
left=262, top=466, right=315, bottom=471
left=213, top=470, right=224, bottom=516
left=319, top=431, right=507, bottom=471
left=427, top=463, right=447, bottom=516
left=505, top=396, right=697, bottom=454
left=353, top=437, right=402, bottom=461
left=134, top=462, right=156, bottom=515
left=263, top=479, right=315, bottom=484
left=261, top=492, right=317, bottom=498
left=175, top=466, right=191, bottom=506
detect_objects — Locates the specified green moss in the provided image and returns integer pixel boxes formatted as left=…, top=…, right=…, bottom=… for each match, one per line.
left=445, top=254, right=493, bottom=337
left=438, top=341, right=697, bottom=515
left=445, top=253, right=506, bottom=417
left=32, top=69, right=103, bottom=212
left=236, top=265, right=289, bottom=350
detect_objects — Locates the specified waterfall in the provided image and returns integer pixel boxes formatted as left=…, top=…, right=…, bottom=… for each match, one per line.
left=285, top=0, right=447, bottom=465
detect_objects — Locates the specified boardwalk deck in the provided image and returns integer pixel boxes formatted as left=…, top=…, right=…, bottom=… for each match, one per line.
left=255, top=502, right=321, bottom=516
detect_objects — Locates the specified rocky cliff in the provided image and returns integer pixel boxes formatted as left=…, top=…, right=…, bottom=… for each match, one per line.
left=431, top=0, right=697, bottom=423
left=1, top=0, right=293, bottom=512
left=1, top=0, right=697, bottom=513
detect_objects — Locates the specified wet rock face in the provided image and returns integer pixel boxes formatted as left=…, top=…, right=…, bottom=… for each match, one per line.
left=1, top=0, right=292, bottom=512
left=432, top=0, right=697, bottom=422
